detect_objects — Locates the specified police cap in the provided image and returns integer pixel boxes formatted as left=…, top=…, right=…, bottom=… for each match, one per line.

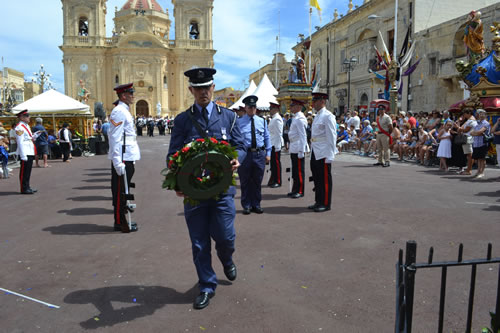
left=17, top=109, right=29, bottom=118
left=290, top=99, right=305, bottom=106
left=184, top=67, right=216, bottom=87
left=243, top=95, right=258, bottom=107
left=312, top=92, right=329, bottom=100
left=114, top=83, right=134, bottom=95
left=269, top=102, right=280, bottom=109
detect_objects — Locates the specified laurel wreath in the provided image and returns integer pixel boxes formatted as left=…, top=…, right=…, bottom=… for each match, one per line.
left=161, top=137, right=238, bottom=206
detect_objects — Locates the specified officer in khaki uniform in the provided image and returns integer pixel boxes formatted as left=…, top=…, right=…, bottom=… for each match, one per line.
left=15, top=110, right=37, bottom=194
left=374, top=105, right=393, bottom=167
left=108, top=83, right=141, bottom=233
left=308, top=92, right=337, bottom=212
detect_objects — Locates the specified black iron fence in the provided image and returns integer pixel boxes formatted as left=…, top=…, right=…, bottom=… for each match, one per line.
left=395, top=241, right=500, bottom=333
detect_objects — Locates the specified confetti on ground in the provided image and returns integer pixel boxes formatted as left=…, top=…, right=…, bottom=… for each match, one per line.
left=26, top=288, right=32, bottom=291
left=199, top=326, right=206, bottom=331
left=301, top=286, right=308, bottom=289
left=93, top=273, right=97, bottom=277
left=260, top=265, right=264, bottom=268
left=133, top=298, right=137, bottom=303
left=94, top=317, right=100, bottom=321
left=341, top=237, right=344, bottom=240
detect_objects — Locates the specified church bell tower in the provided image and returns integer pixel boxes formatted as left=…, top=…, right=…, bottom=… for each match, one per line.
left=172, top=0, right=214, bottom=49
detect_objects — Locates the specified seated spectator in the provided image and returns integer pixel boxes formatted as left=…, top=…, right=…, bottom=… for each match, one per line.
left=422, top=125, right=440, bottom=166
left=425, top=110, right=440, bottom=132
left=346, top=124, right=358, bottom=151
left=48, top=130, right=61, bottom=159
left=365, top=122, right=379, bottom=157
left=356, top=120, right=373, bottom=154
left=416, top=125, right=429, bottom=164
left=336, top=124, right=350, bottom=153
left=395, top=123, right=411, bottom=161
left=390, top=122, right=401, bottom=154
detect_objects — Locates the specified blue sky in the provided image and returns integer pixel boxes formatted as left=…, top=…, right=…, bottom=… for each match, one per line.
left=0, top=0, right=363, bottom=93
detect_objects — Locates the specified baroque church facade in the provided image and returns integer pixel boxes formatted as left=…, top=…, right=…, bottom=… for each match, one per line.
left=60, top=0, right=215, bottom=117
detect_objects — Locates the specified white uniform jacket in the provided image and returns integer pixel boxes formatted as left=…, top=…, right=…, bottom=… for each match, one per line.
left=288, top=111, right=309, bottom=155
left=108, top=101, right=141, bottom=169
left=15, top=121, right=35, bottom=160
left=311, top=107, right=338, bottom=162
left=269, top=113, right=284, bottom=151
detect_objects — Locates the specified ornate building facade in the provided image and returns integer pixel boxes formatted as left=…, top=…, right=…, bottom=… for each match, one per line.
left=60, top=0, right=215, bottom=117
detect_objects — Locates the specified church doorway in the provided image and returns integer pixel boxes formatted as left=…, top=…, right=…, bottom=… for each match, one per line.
left=136, top=100, right=149, bottom=117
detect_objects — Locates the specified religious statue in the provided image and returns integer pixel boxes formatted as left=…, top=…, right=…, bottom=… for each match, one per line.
left=77, top=80, right=90, bottom=104
left=287, top=57, right=307, bottom=84
left=156, top=102, right=162, bottom=116
left=463, top=10, right=485, bottom=62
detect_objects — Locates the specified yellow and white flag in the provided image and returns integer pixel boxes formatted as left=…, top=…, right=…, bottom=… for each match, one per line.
left=310, top=0, right=322, bottom=21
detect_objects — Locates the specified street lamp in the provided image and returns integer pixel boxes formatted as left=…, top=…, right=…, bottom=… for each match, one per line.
left=342, top=56, right=358, bottom=111
left=33, top=64, right=52, bottom=92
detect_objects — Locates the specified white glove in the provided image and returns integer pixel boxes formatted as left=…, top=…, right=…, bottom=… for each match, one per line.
left=298, top=152, right=304, bottom=159
left=114, top=163, right=126, bottom=176
left=325, top=159, right=333, bottom=164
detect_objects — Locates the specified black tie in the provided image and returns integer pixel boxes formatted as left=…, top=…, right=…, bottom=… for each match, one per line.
left=202, top=107, right=209, bottom=125
left=251, top=117, right=257, bottom=149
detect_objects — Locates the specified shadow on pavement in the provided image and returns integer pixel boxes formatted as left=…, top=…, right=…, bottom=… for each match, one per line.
left=64, top=285, right=198, bottom=329
left=67, top=196, right=112, bottom=202
left=342, top=164, right=377, bottom=168
left=475, top=190, right=500, bottom=198
left=261, top=193, right=286, bottom=201
left=483, top=205, right=500, bottom=212
left=83, top=173, right=110, bottom=177
left=241, top=206, right=313, bottom=215
left=73, top=185, right=111, bottom=190
left=82, top=178, right=109, bottom=183
left=43, top=223, right=115, bottom=235
left=58, top=208, right=114, bottom=216
left=84, top=168, right=110, bottom=171
left=0, top=191, right=21, bottom=196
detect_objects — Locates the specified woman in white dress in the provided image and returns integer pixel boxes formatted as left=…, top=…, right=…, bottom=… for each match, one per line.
left=437, top=120, right=453, bottom=171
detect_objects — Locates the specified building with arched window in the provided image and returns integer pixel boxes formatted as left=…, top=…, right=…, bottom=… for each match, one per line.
left=60, top=0, right=215, bottom=117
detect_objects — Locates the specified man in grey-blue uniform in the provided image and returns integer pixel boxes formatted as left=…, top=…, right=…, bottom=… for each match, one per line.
left=237, top=95, right=271, bottom=215
left=167, top=67, right=246, bottom=310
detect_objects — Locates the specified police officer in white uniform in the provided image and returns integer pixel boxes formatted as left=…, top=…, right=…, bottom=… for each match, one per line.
left=267, top=102, right=283, bottom=188
left=309, top=92, right=337, bottom=212
left=287, top=99, right=309, bottom=198
left=108, top=83, right=141, bottom=233
left=15, top=110, right=37, bottom=194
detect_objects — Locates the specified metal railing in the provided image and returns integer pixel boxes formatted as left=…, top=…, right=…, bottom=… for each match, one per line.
left=395, top=241, right=500, bottom=333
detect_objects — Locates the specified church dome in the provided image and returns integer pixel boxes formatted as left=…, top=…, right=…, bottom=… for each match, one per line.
left=121, top=0, right=163, bottom=12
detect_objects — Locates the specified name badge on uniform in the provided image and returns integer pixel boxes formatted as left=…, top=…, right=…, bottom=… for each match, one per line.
left=221, top=127, right=227, bottom=141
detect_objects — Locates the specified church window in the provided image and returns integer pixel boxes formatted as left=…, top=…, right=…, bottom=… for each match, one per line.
left=189, top=21, right=200, bottom=40
left=163, top=75, right=168, bottom=89
left=78, top=17, right=89, bottom=36
left=115, top=75, right=119, bottom=84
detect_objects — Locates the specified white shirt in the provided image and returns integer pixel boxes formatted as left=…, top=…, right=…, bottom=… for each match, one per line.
left=269, top=112, right=284, bottom=150
left=348, top=115, right=361, bottom=130
left=15, top=121, right=35, bottom=160
left=108, top=101, right=141, bottom=168
left=311, top=107, right=338, bottom=162
left=288, top=111, right=309, bottom=155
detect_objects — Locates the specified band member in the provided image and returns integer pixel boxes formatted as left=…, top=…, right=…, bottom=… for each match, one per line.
left=309, top=92, right=337, bottom=212
left=15, top=110, right=37, bottom=194
left=267, top=102, right=283, bottom=188
left=167, top=68, right=246, bottom=310
left=288, top=99, right=309, bottom=198
left=238, top=95, right=271, bottom=214
left=109, top=83, right=141, bottom=233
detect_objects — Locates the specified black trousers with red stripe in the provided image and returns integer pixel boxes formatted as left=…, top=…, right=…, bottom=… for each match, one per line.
left=310, top=151, right=332, bottom=208
left=268, top=147, right=282, bottom=185
left=19, top=156, right=34, bottom=193
left=111, top=161, right=135, bottom=226
left=290, top=153, right=305, bottom=195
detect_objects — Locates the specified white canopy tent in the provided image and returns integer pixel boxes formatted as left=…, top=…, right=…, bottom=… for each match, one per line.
left=12, top=89, right=91, bottom=115
left=253, top=74, right=278, bottom=110
left=229, top=80, right=257, bottom=110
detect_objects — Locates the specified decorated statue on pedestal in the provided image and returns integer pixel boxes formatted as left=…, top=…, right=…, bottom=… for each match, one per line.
left=77, top=80, right=90, bottom=104
left=463, top=10, right=485, bottom=62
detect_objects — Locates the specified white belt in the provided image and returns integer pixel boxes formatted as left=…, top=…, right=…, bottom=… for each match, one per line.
left=289, top=137, right=299, bottom=143
left=123, top=135, right=136, bottom=142
left=311, top=137, right=326, bottom=142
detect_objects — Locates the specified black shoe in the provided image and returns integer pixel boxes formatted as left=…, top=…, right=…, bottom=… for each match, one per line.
left=290, top=193, right=304, bottom=199
left=224, top=263, right=237, bottom=281
left=194, top=292, right=215, bottom=310
left=121, top=222, right=138, bottom=233
left=113, top=222, right=136, bottom=231
left=383, top=162, right=390, bottom=167
left=21, top=189, right=35, bottom=194
left=28, top=188, right=38, bottom=193
left=314, top=205, right=331, bottom=212
left=373, top=162, right=383, bottom=166
left=287, top=192, right=296, bottom=197
left=269, top=183, right=281, bottom=188
left=251, top=206, right=264, bottom=214
left=307, top=204, right=318, bottom=210
left=242, top=208, right=251, bottom=215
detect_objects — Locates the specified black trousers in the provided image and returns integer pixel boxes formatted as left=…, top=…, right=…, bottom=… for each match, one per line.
left=19, top=155, right=34, bottom=193
left=60, top=142, right=70, bottom=161
left=111, top=161, right=135, bottom=226
left=310, top=151, right=332, bottom=208
left=268, top=147, right=282, bottom=185
left=137, top=126, right=143, bottom=136
left=290, top=153, right=305, bottom=195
